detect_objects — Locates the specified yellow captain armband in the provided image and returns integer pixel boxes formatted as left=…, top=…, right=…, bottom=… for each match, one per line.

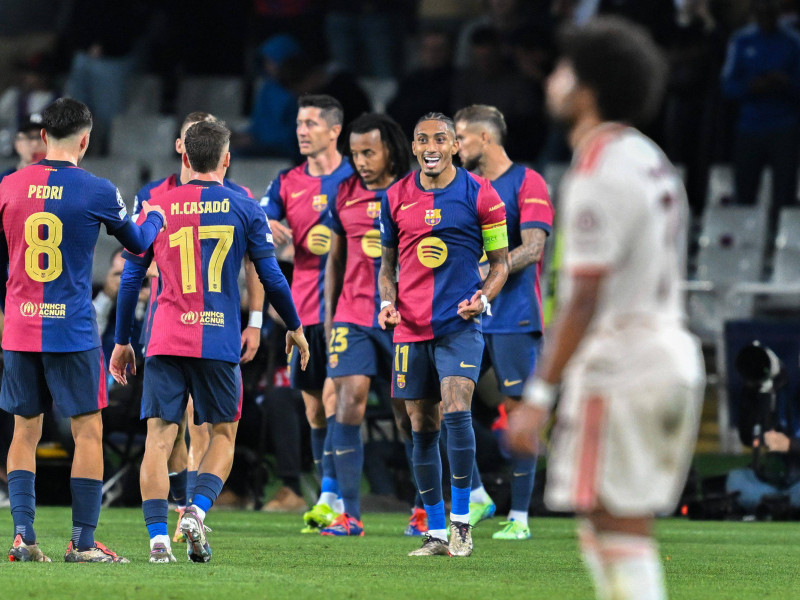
left=481, top=220, right=508, bottom=252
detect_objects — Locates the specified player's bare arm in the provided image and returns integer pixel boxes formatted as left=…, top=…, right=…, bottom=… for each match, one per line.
left=323, top=231, right=347, bottom=342
left=240, top=256, right=264, bottom=363
left=507, top=271, right=605, bottom=456
left=508, top=228, right=547, bottom=274
left=378, top=246, right=401, bottom=330
left=457, top=246, right=509, bottom=319
left=268, top=219, right=292, bottom=245
left=285, top=326, right=310, bottom=371
left=109, top=343, right=136, bottom=386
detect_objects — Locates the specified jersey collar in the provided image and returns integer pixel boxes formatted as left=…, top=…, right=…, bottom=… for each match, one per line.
left=38, top=159, right=76, bottom=168
left=414, top=166, right=462, bottom=193
left=187, top=179, right=222, bottom=187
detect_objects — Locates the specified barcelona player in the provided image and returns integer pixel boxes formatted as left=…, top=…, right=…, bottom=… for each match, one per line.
left=261, top=95, right=353, bottom=532
left=0, top=98, right=166, bottom=563
left=455, top=104, right=554, bottom=540
left=110, top=121, right=309, bottom=563
left=320, top=113, right=411, bottom=536
left=379, top=112, right=509, bottom=557
left=133, top=111, right=265, bottom=541
left=508, top=18, right=704, bottom=599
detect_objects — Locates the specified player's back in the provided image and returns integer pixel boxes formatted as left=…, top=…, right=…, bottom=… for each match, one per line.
left=0, top=160, right=130, bottom=352
left=144, top=180, right=272, bottom=362
left=561, top=127, right=687, bottom=338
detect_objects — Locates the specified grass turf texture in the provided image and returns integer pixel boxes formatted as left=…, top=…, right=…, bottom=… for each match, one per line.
left=0, top=508, right=796, bottom=599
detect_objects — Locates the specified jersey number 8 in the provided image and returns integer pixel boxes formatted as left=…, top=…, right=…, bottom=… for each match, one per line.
left=169, top=225, right=235, bottom=294
left=24, top=212, right=63, bottom=282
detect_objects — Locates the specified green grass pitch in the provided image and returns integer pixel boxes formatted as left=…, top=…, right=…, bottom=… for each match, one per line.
left=0, top=508, right=797, bottom=599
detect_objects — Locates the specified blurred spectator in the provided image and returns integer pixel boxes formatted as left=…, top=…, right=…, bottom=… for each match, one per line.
left=62, top=1, right=153, bottom=154
left=387, top=29, right=456, bottom=138
left=663, top=0, right=727, bottom=214
left=721, top=0, right=800, bottom=214
left=0, top=57, right=58, bottom=156
left=324, top=1, right=414, bottom=78
left=249, top=0, right=321, bottom=50
left=234, top=34, right=302, bottom=158
left=0, top=115, right=47, bottom=180
left=453, top=27, right=542, bottom=161
left=555, top=0, right=677, bottom=43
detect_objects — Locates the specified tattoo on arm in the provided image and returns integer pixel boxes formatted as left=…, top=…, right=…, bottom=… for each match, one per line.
left=482, top=247, right=509, bottom=302
left=508, top=228, right=547, bottom=274
left=379, top=246, right=398, bottom=304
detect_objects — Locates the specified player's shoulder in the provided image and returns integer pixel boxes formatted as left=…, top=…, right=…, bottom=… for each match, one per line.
left=386, top=170, right=417, bottom=201
left=72, top=165, right=118, bottom=196
left=331, top=158, right=355, bottom=182
left=730, top=23, right=758, bottom=44
left=223, top=177, right=253, bottom=199
left=136, top=174, right=175, bottom=202
left=336, top=173, right=362, bottom=204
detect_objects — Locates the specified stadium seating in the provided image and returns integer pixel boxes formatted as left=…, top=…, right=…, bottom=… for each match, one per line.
left=124, top=74, right=163, bottom=115
left=109, top=114, right=178, bottom=162
left=358, top=77, right=398, bottom=114
left=176, top=76, right=245, bottom=122
left=706, top=164, right=772, bottom=206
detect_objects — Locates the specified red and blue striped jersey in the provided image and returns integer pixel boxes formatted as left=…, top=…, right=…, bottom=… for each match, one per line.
left=0, top=159, right=136, bottom=352
left=381, top=168, right=508, bottom=343
left=260, top=159, right=353, bottom=326
left=128, top=181, right=275, bottom=362
left=482, top=164, right=553, bottom=334
left=329, top=174, right=387, bottom=328
left=132, top=173, right=254, bottom=348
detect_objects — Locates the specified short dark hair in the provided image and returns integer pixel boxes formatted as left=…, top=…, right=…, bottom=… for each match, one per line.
left=414, top=112, right=456, bottom=138
left=348, top=113, right=411, bottom=178
left=298, top=94, right=344, bottom=127
left=184, top=121, right=231, bottom=173
left=41, top=98, right=92, bottom=139
left=557, top=17, right=667, bottom=125
left=453, top=105, right=508, bottom=145
left=181, top=111, right=217, bottom=135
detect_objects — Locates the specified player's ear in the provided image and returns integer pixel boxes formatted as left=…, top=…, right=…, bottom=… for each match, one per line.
left=79, top=131, right=90, bottom=152
left=331, top=124, right=342, bottom=139
left=182, top=153, right=191, bottom=169
left=222, top=152, right=231, bottom=169
left=175, top=137, right=182, bottom=154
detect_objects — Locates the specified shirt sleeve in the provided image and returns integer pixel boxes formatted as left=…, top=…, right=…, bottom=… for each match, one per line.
left=246, top=203, right=277, bottom=261
left=120, top=209, right=155, bottom=266
left=93, top=181, right=133, bottom=234
left=476, top=179, right=508, bottom=252
left=132, top=183, right=151, bottom=221
left=519, top=170, right=554, bottom=235
left=380, top=190, right=398, bottom=247
left=562, top=173, right=635, bottom=274
left=259, top=172, right=285, bottom=220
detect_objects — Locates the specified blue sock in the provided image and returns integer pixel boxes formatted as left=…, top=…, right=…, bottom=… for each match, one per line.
left=443, top=411, right=475, bottom=516
left=403, top=439, right=423, bottom=509
left=510, top=455, right=537, bottom=513
left=310, top=427, right=326, bottom=478
left=332, top=422, right=363, bottom=519
left=186, top=470, right=198, bottom=504
left=321, top=416, right=338, bottom=495
left=70, top=477, right=102, bottom=550
left=8, top=470, right=36, bottom=543
left=192, top=473, right=224, bottom=514
left=142, top=499, right=169, bottom=538
left=412, top=430, right=444, bottom=531
left=169, top=469, right=188, bottom=506
left=471, top=458, right=483, bottom=491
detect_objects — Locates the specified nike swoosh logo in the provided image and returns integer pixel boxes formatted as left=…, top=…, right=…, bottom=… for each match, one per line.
left=335, top=449, right=355, bottom=456
left=489, top=202, right=505, bottom=211
left=504, top=379, right=522, bottom=387
left=420, top=487, right=434, bottom=494
left=400, top=202, right=418, bottom=210
left=453, top=474, right=468, bottom=479
left=323, top=451, right=333, bottom=456
left=345, top=197, right=363, bottom=206
left=459, top=361, right=476, bottom=368
left=290, top=190, right=307, bottom=198
left=512, top=472, right=531, bottom=477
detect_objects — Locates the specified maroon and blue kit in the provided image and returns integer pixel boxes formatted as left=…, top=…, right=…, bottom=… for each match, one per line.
left=0, top=159, right=163, bottom=417
left=380, top=168, right=508, bottom=399
left=260, top=159, right=353, bottom=390
left=482, top=164, right=554, bottom=397
left=116, top=180, right=299, bottom=425
left=326, top=174, right=392, bottom=379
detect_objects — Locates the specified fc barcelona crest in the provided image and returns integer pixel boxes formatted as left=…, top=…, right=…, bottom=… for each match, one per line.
left=312, top=194, right=328, bottom=212
left=366, top=201, right=380, bottom=219
left=396, top=374, right=406, bottom=389
left=424, top=209, right=441, bottom=226
left=329, top=354, right=339, bottom=368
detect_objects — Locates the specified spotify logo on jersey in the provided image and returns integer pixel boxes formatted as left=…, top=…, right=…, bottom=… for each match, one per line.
left=307, top=224, right=332, bottom=255
left=361, top=229, right=382, bottom=258
left=417, top=236, right=448, bottom=268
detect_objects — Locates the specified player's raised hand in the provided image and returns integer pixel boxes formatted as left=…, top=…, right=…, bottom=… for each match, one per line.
left=506, top=404, right=547, bottom=457
left=141, top=201, right=168, bottom=231
left=457, top=289, right=485, bottom=320
left=109, top=343, right=136, bottom=386
left=378, top=303, right=401, bottom=330
left=269, top=219, right=293, bottom=246
left=240, top=326, right=261, bottom=363
left=286, top=325, right=310, bottom=370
